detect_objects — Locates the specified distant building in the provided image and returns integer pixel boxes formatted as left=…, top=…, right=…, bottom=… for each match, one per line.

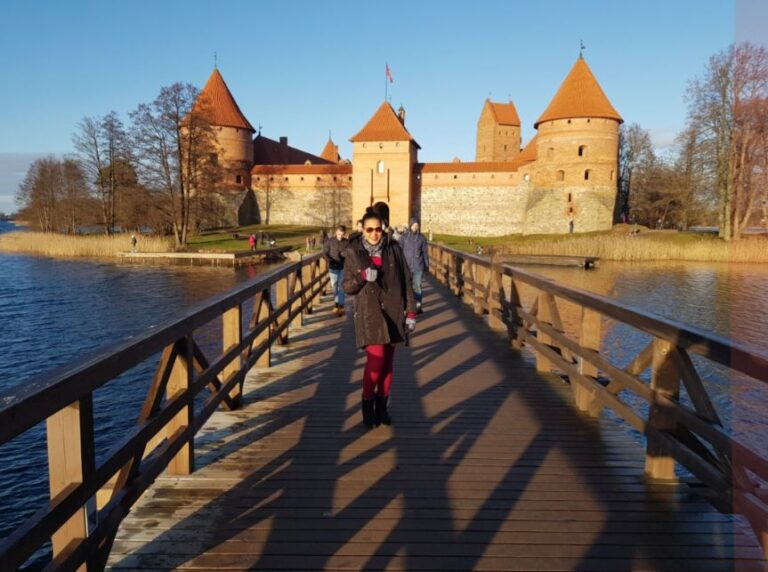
left=196, top=55, right=622, bottom=235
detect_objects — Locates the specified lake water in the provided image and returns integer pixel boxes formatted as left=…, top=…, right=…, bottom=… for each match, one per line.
left=1, top=221, right=767, bottom=568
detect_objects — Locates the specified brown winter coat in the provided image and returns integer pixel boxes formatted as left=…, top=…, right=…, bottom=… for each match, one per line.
left=342, top=236, right=417, bottom=348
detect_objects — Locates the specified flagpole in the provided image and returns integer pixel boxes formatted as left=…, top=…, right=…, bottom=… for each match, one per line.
left=384, top=62, right=388, bottom=102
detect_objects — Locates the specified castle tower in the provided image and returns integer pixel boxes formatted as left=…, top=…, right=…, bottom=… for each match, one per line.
left=475, top=99, right=522, bottom=162
left=320, top=136, right=340, bottom=163
left=350, top=102, right=419, bottom=227
left=195, top=68, right=255, bottom=188
left=531, top=56, right=623, bottom=232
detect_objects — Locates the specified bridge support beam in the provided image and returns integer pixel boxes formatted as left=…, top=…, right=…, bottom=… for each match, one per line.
left=167, top=337, right=194, bottom=476
left=575, top=307, right=602, bottom=416
left=46, top=396, right=95, bottom=571
left=645, top=338, right=680, bottom=481
left=223, top=305, right=243, bottom=408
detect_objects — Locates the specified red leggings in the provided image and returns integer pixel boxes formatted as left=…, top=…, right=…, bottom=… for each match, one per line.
left=363, top=344, right=395, bottom=399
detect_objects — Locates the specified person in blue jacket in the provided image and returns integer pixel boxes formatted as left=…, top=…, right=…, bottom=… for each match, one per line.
left=399, top=217, right=429, bottom=313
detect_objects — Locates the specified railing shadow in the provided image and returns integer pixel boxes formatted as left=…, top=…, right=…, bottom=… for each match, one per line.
left=108, top=282, right=756, bottom=571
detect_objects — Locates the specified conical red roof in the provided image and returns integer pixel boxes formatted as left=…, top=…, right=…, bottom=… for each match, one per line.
left=194, top=69, right=254, bottom=132
left=350, top=102, right=419, bottom=148
left=320, top=137, right=340, bottom=163
left=535, top=58, right=622, bottom=128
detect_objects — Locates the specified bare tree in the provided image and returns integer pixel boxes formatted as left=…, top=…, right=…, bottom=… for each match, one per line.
left=685, top=42, right=768, bottom=239
left=73, top=112, right=129, bottom=234
left=130, top=83, right=221, bottom=246
left=310, top=174, right=352, bottom=227
left=59, top=158, right=90, bottom=234
left=617, top=123, right=655, bottom=222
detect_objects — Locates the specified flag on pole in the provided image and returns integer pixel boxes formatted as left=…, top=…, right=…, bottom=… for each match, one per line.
left=385, top=63, right=394, bottom=83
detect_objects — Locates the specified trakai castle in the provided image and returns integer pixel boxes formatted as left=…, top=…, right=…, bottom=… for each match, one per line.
left=196, top=56, right=623, bottom=236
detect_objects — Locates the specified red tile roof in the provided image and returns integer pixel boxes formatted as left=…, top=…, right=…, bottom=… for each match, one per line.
left=535, top=57, right=622, bottom=128
left=486, top=99, right=521, bottom=126
left=350, top=102, right=420, bottom=148
left=194, top=69, right=254, bottom=131
left=516, top=134, right=538, bottom=164
left=415, top=136, right=537, bottom=174
left=251, top=163, right=352, bottom=175
left=252, top=134, right=333, bottom=166
left=320, top=138, right=340, bottom=163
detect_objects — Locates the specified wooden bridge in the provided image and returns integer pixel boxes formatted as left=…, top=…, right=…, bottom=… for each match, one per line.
left=1, top=245, right=768, bottom=571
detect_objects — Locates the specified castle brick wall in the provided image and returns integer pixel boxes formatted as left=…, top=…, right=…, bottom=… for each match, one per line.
left=253, top=177, right=352, bottom=227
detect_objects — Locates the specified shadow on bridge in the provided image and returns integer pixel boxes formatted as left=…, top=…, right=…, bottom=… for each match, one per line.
left=108, top=279, right=761, bottom=571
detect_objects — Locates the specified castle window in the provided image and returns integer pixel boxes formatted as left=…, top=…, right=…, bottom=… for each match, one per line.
left=269, top=176, right=274, bottom=182
left=316, top=176, right=321, bottom=181
left=584, top=169, right=591, bottom=181
left=301, top=177, right=304, bottom=181
left=236, top=175, right=242, bottom=184
left=587, top=119, right=591, bottom=123
left=578, top=145, right=587, bottom=157
left=567, top=119, right=572, bottom=124
left=504, top=145, right=507, bottom=151
left=523, top=173, right=530, bottom=181
left=377, top=160, right=385, bottom=174
left=556, top=170, right=565, bottom=182
left=610, top=170, right=615, bottom=181
left=348, top=176, right=352, bottom=181
left=333, top=176, right=337, bottom=181
left=453, top=175, right=458, bottom=179
left=568, top=192, right=572, bottom=202
left=255, top=177, right=260, bottom=182
left=284, top=177, right=288, bottom=182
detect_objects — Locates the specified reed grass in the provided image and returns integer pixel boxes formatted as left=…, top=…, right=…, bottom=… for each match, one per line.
left=0, top=232, right=173, bottom=258
left=436, top=228, right=768, bottom=263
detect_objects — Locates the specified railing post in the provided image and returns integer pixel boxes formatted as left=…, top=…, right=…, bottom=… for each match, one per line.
left=276, top=277, right=289, bottom=345
left=167, top=336, right=194, bottom=476
left=508, top=276, right=524, bottom=348
left=222, top=304, right=243, bottom=408
left=288, top=271, right=302, bottom=330
left=473, top=264, right=486, bottom=315
left=645, top=338, right=680, bottom=480
left=463, top=260, right=474, bottom=308
left=575, top=307, right=602, bottom=416
left=253, top=290, right=271, bottom=368
left=535, top=291, right=552, bottom=372
left=301, top=259, right=313, bottom=317
left=46, top=395, right=95, bottom=570
left=488, top=267, right=505, bottom=331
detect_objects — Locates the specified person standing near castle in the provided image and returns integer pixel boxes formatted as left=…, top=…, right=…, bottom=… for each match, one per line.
left=343, top=207, right=416, bottom=429
left=248, top=233, right=256, bottom=251
left=323, top=224, right=349, bottom=316
left=399, top=217, right=429, bottom=313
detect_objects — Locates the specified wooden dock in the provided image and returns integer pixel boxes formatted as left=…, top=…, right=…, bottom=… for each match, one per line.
left=118, top=246, right=291, bottom=267
left=499, top=254, right=599, bottom=268
left=106, top=280, right=765, bottom=571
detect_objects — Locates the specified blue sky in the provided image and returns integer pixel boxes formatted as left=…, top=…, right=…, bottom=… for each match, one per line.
left=1, top=0, right=764, bottom=214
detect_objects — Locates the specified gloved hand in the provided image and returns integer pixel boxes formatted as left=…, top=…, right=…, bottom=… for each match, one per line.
left=363, top=267, right=378, bottom=282
left=405, top=317, right=416, bottom=333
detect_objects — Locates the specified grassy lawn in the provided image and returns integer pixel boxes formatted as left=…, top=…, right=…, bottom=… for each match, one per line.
left=189, top=224, right=327, bottom=252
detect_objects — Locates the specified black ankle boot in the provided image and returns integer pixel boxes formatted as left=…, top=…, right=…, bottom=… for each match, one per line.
left=362, top=398, right=376, bottom=429
left=375, top=395, right=391, bottom=426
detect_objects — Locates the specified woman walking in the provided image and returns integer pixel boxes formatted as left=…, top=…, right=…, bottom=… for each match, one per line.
left=343, top=207, right=417, bottom=428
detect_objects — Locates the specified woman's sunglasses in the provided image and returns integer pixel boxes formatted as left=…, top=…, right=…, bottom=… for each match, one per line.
left=365, top=226, right=383, bottom=233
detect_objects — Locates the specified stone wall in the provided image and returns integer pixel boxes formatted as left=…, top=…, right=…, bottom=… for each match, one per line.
left=420, top=183, right=530, bottom=236
left=253, top=185, right=352, bottom=227
left=523, top=185, right=615, bottom=234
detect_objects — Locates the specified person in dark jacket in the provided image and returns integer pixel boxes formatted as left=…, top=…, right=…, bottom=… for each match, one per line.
left=323, top=225, right=349, bottom=315
left=343, top=207, right=417, bottom=429
left=399, top=217, right=429, bottom=313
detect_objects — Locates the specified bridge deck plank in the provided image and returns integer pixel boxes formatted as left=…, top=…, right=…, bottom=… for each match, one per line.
left=107, top=279, right=766, bottom=571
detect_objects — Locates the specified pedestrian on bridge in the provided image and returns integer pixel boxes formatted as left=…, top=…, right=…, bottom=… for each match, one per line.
left=399, top=217, right=429, bottom=313
left=343, top=207, right=417, bottom=429
left=323, top=224, right=349, bottom=316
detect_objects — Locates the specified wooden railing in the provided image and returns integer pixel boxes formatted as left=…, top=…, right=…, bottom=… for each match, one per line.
left=429, top=243, right=768, bottom=555
left=0, top=254, right=328, bottom=571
